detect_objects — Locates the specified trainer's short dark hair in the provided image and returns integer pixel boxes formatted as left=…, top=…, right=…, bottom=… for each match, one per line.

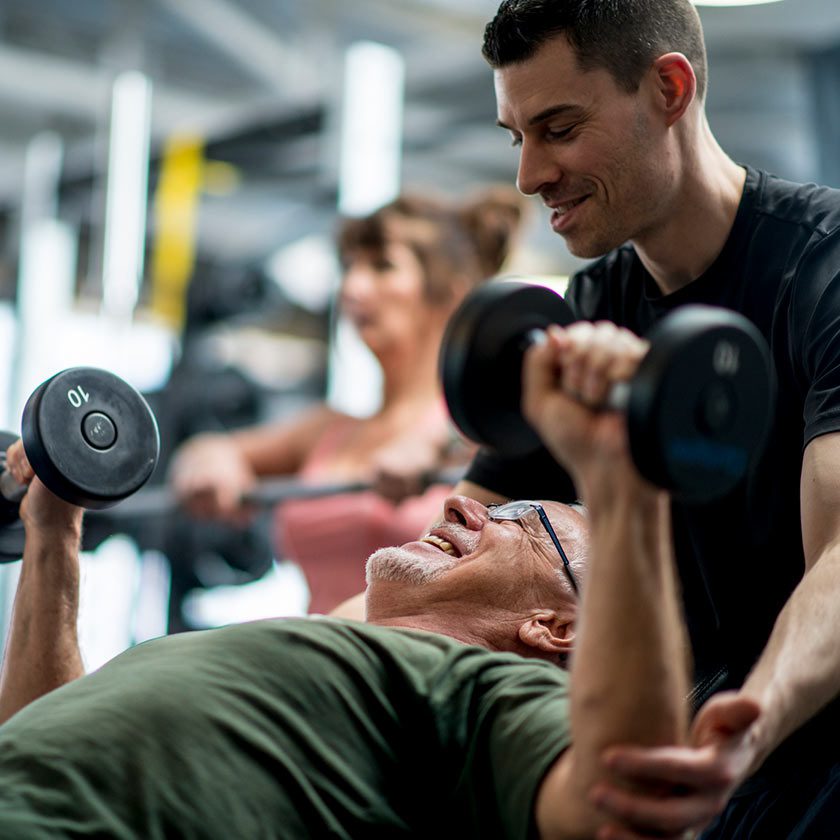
left=482, top=0, right=708, bottom=101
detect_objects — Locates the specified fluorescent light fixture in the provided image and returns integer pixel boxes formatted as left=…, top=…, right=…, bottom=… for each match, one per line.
left=15, top=219, right=77, bottom=419
left=693, top=0, right=784, bottom=5
left=337, top=41, right=405, bottom=216
left=102, top=71, right=153, bottom=320
left=331, top=41, right=406, bottom=417
left=12, top=133, right=75, bottom=426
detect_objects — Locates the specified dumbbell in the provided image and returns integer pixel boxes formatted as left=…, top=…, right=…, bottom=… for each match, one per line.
left=440, top=278, right=775, bottom=503
left=0, top=367, right=160, bottom=561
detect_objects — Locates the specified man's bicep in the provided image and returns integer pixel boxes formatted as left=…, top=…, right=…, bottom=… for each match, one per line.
left=801, top=432, right=840, bottom=568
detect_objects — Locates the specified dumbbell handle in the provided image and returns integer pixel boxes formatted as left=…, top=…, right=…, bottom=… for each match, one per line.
left=90, top=467, right=466, bottom=521
left=527, top=328, right=632, bottom=412
left=0, top=454, right=463, bottom=516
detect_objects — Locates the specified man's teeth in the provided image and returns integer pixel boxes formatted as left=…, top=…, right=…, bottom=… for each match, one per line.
left=421, top=534, right=457, bottom=556
left=556, top=197, right=585, bottom=214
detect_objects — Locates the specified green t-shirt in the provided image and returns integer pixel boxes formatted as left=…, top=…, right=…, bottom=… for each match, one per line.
left=0, top=618, right=571, bottom=839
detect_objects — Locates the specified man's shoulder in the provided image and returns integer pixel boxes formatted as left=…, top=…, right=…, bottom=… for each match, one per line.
left=94, top=615, right=570, bottom=700
left=744, top=168, right=840, bottom=307
left=331, top=621, right=571, bottom=684
left=198, top=615, right=466, bottom=657
left=752, top=167, right=840, bottom=236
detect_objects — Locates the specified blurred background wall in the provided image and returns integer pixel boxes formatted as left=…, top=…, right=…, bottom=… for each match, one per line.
left=0, top=0, right=838, bottom=662
left=1, top=1, right=839, bottom=329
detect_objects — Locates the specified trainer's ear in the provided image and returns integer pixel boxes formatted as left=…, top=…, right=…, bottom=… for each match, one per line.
left=519, top=614, right=575, bottom=659
left=652, top=52, right=696, bottom=126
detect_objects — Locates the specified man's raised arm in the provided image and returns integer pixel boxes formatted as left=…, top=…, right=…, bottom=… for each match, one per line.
left=523, top=323, right=692, bottom=839
left=0, top=441, right=84, bottom=724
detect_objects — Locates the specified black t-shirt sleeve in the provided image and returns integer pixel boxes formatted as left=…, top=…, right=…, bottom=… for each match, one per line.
left=794, top=242, right=840, bottom=446
left=464, top=445, right=579, bottom=503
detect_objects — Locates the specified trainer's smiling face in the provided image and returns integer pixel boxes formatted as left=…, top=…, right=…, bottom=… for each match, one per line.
left=494, top=34, right=672, bottom=259
left=365, top=495, right=586, bottom=620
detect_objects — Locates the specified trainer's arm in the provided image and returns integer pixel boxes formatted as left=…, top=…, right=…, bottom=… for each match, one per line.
left=524, top=324, right=691, bottom=839
left=736, top=432, right=840, bottom=767
left=591, top=419, right=840, bottom=838
left=0, top=443, right=84, bottom=724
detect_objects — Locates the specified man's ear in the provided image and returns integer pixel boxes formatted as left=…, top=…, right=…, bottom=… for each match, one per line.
left=651, top=52, right=696, bottom=127
left=518, top=614, right=575, bottom=659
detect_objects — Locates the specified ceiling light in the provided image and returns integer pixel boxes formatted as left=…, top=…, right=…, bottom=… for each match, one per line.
left=102, top=71, right=152, bottom=322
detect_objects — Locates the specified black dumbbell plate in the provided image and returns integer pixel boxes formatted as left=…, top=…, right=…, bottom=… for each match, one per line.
left=21, top=368, right=160, bottom=509
left=627, top=306, right=774, bottom=503
left=440, top=278, right=575, bottom=455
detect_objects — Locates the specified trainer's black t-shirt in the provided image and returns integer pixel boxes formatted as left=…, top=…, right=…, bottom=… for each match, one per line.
left=467, top=166, right=840, bottom=691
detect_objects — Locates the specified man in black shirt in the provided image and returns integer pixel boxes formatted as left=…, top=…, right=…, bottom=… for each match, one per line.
left=452, top=1, right=840, bottom=837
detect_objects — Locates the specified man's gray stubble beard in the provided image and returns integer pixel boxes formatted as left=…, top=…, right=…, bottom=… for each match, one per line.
left=365, top=545, right=458, bottom=585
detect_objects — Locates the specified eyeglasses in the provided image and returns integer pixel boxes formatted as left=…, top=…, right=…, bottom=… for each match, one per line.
left=487, top=500, right=580, bottom=595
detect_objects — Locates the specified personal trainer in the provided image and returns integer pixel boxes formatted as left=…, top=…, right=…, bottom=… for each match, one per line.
left=0, top=325, right=707, bottom=839
left=447, top=1, right=840, bottom=836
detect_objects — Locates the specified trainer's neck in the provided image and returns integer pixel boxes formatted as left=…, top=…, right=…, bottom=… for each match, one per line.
left=633, top=128, right=746, bottom=298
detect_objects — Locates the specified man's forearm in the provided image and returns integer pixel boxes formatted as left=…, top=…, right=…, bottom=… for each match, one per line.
left=0, top=532, right=84, bottom=723
left=568, top=471, right=691, bottom=786
left=740, top=544, right=840, bottom=771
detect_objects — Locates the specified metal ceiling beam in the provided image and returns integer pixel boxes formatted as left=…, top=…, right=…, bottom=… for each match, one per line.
left=314, top=0, right=491, bottom=37
left=155, top=0, right=316, bottom=96
left=0, top=43, right=245, bottom=135
left=699, top=0, right=840, bottom=49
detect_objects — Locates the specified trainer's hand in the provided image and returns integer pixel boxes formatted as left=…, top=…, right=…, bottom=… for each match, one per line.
left=5, top=439, right=83, bottom=537
left=589, top=692, right=761, bottom=839
left=169, top=434, right=257, bottom=525
left=522, top=321, right=648, bottom=479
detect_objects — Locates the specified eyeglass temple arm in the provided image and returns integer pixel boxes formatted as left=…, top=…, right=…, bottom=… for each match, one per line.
left=535, top=507, right=580, bottom=595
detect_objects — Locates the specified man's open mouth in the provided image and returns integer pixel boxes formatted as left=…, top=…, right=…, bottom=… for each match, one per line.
left=420, top=534, right=461, bottom=557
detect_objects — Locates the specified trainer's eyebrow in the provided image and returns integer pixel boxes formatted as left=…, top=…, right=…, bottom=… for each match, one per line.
left=497, top=104, right=584, bottom=131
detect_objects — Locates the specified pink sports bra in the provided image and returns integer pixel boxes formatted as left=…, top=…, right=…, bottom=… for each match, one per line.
left=274, top=412, right=453, bottom=614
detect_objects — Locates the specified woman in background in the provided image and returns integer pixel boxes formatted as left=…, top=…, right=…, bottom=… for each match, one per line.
left=169, top=186, right=527, bottom=614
